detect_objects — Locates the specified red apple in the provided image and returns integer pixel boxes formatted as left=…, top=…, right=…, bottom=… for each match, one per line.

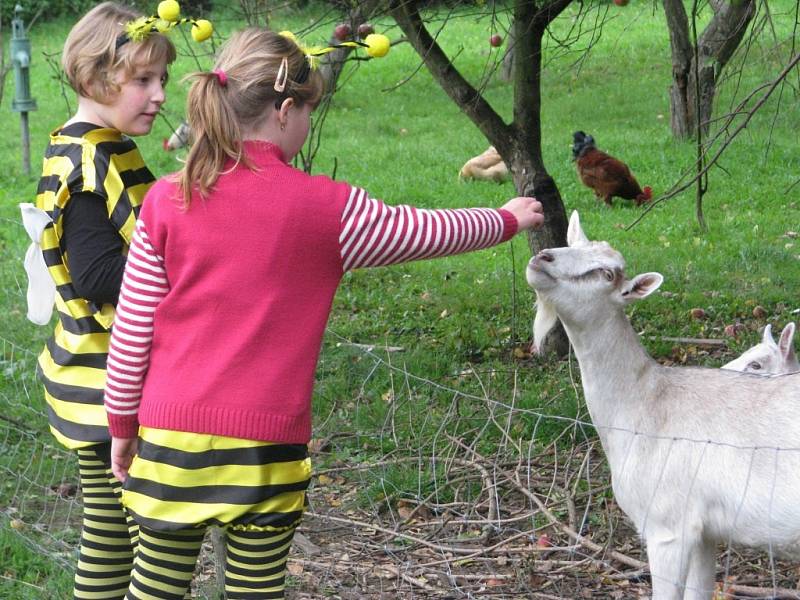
left=489, top=34, right=503, bottom=47
left=334, top=22, right=351, bottom=41
left=357, top=23, right=374, bottom=38
left=614, top=0, right=629, bottom=6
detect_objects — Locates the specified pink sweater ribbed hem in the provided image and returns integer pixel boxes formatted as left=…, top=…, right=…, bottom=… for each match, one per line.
left=134, top=400, right=311, bottom=444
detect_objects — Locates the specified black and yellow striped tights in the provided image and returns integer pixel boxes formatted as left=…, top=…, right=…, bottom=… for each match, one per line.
left=74, top=445, right=138, bottom=600
left=126, top=526, right=296, bottom=599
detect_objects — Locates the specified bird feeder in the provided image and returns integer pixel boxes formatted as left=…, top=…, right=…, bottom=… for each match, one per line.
left=10, top=4, right=37, bottom=174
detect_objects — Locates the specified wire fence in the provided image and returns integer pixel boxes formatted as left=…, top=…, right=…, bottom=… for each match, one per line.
left=2, top=215, right=800, bottom=599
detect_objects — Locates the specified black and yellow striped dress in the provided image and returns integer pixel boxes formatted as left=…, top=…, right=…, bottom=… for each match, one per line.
left=124, top=428, right=311, bottom=532
left=35, top=122, right=154, bottom=449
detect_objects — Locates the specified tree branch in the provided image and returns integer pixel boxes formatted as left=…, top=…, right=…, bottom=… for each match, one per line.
left=697, top=0, right=756, bottom=69
left=629, top=50, right=800, bottom=228
left=387, top=0, right=513, bottom=152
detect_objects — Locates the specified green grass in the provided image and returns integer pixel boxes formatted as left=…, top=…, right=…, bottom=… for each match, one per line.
left=1, top=1, right=799, bottom=595
left=0, top=524, right=74, bottom=598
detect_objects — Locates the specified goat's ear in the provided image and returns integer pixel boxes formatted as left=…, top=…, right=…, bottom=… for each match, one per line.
left=778, top=323, right=797, bottom=362
left=762, top=324, right=776, bottom=348
left=567, top=211, right=590, bottom=247
left=621, top=272, right=663, bottom=303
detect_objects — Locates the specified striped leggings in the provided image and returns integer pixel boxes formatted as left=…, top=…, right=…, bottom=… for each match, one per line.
left=74, top=444, right=138, bottom=600
left=126, top=525, right=297, bottom=599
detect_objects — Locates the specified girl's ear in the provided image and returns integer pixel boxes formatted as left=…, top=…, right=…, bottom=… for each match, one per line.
left=277, top=97, right=295, bottom=126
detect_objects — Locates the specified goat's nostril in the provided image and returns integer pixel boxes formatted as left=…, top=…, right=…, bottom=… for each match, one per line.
left=537, top=251, right=554, bottom=262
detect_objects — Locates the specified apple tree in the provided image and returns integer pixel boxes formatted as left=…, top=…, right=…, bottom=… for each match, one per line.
left=663, top=0, right=757, bottom=138
left=387, top=0, right=583, bottom=353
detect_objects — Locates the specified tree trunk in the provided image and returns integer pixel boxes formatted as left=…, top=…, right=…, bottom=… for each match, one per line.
left=388, top=0, right=572, bottom=355
left=501, top=25, right=515, bottom=82
left=663, top=0, right=756, bottom=138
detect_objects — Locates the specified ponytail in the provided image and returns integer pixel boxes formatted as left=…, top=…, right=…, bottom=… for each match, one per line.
left=179, top=71, right=246, bottom=206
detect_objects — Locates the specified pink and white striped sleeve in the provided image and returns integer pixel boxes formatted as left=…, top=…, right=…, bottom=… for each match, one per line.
left=338, top=187, right=518, bottom=272
left=104, top=219, right=169, bottom=439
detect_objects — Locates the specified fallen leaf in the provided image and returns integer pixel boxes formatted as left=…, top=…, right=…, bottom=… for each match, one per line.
left=307, top=438, right=330, bottom=454
left=513, top=346, right=530, bottom=359
left=397, top=500, right=415, bottom=520
left=286, top=561, right=304, bottom=576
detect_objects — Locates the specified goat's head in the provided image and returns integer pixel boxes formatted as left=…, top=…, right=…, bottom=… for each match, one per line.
left=722, top=322, right=799, bottom=375
left=526, top=211, right=663, bottom=352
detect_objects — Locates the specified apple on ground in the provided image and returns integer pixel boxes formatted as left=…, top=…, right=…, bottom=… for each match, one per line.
left=490, top=33, right=503, bottom=47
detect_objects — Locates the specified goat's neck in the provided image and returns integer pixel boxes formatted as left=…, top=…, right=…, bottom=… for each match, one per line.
left=560, top=309, right=656, bottom=425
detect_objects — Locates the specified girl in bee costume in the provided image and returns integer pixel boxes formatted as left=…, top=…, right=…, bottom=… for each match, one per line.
left=103, top=27, right=543, bottom=600
left=27, top=3, right=185, bottom=598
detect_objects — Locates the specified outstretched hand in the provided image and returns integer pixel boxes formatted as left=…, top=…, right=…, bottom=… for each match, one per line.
left=501, top=196, right=544, bottom=232
left=110, top=436, right=138, bottom=483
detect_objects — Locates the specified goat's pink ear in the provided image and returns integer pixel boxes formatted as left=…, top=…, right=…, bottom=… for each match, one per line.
left=778, top=323, right=797, bottom=362
left=567, top=211, right=590, bottom=247
left=621, top=272, right=663, bottom=303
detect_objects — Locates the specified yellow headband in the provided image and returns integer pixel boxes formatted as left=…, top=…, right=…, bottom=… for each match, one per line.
left=117, top=0, right=213, bottom=48
left=278, top=30, right=391, bottom=69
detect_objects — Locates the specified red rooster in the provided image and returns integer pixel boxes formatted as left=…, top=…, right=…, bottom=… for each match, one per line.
left=572, top=131, right=652, bottom=206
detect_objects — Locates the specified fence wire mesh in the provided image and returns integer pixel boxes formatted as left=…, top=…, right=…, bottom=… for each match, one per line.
left=2, top=202, right=799, bottom=599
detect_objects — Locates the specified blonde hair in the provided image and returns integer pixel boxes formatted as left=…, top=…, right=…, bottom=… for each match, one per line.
left=62, top=2, right=177, bottom=102
left=179, top=27, right=325, bottom=205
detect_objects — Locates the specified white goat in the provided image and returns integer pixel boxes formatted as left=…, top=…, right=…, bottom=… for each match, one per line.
left=527, top=211, right=800, bottom=600
left=722, top=323, right=799, bottom=375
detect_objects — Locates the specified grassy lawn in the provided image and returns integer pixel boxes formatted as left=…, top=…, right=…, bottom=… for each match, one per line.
left=0, top=1, right=798, bottom=597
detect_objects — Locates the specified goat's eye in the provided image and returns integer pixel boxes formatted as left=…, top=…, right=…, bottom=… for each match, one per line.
left=748, top=361, right=762, bottom=371
left=602, top=269, right=615, bottom=282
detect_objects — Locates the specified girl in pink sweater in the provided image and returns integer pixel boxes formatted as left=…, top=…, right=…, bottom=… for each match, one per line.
left=104, top=27, right=543, bottom=599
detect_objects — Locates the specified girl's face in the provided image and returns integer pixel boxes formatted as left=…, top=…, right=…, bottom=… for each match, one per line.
left=87, top=58, right=168, bottom=136
left=282, top=102, right=313, bottom=161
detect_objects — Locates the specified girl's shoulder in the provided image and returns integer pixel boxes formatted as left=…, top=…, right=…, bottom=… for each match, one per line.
left=141, top=175, right=183, bottom=215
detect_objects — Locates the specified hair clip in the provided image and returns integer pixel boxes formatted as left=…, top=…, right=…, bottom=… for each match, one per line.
left=116, top=0, right=213, bottom=49
left=274, top=56, right=289, bottom=93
